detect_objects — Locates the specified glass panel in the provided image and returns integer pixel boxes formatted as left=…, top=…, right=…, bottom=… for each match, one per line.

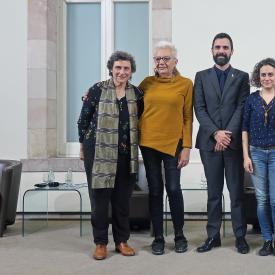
left=23, top=190, right=48, bottom=235
left=67, top=3, right=101, bottom=142
left=114, top=2, right=149, bottom=86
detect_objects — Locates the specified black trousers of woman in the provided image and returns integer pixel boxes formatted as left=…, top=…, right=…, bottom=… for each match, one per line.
left=140, top=145, right=184, bottom=238
left=86, top=154, right=133, bottom=245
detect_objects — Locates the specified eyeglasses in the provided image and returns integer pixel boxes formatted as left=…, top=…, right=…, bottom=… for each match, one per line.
left=153, top=56, right=173, bottom=63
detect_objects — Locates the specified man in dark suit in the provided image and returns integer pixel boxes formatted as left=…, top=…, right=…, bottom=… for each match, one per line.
left=194, top=33, right=250, bottom=254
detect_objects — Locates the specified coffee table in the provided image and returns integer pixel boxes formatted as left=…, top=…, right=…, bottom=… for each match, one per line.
left=22, top=183, right=88, bottom=237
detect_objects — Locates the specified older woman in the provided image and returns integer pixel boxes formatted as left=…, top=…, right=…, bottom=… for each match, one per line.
left=242, top=58, right=275, bottom=256
left=139, top=41, right=193, bottom=255
left=78, top=51, right=143, bottom=260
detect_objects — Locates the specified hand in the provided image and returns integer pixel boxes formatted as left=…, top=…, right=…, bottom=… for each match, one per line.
left=81, top=90, right=89, bottom=102
left=79, top=144, right=84, bottom=161
left=177, top=148, right=190, bottom=169
left=214, top=130, right=232, bottom=149
left=244, top=157, right=253, bottom=174
left=214, top=142, right=228, bottom=152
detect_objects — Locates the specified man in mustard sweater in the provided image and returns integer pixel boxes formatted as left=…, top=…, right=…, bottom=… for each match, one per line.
left=194, top=33, right=250, bottom=254
left=139, top=41, right=193, bottom=255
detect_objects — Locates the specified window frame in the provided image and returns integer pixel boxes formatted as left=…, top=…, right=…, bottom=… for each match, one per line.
left=57, top=0, right=151, bottom=156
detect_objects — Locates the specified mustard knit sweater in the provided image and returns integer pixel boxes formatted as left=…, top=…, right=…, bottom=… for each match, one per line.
left=139, top=72, right=193, bottom=156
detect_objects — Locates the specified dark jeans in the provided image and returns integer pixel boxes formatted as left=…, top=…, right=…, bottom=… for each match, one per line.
left=140, top=145, right=184, bottom=238
left=87, top=154, right=133, bottom=245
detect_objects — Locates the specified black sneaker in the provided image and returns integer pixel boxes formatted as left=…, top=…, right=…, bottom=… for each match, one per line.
left=175, top=235, right=188, bottom=253
left=151, top=237, right=165, bottom=255
left=259, top=240, right=273, bottom=256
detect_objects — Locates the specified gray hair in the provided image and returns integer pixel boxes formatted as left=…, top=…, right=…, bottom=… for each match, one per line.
left=107, top=51, right=136, bottom=76
left=153, top=41, right=177, bottom=58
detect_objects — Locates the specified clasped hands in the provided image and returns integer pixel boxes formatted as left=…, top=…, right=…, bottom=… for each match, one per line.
left=214, top=130, right=232, bottom=152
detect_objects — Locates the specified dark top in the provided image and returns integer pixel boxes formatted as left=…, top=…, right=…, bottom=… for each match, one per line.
left=78, top=82, right=143, bottom=155
left=242, top=90, right=275, bottom=148
left=214, top=65, right=231, bottom=92
left=117, top=96, right=130, bottom=154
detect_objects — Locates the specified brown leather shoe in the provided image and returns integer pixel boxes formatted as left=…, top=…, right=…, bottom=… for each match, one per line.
left=93, top=244, right=107, bottom=260
left=115, top=242, right=135, bottom=256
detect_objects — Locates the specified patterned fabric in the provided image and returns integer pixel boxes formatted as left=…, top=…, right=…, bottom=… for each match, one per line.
left=117, top=96, right=130, bottom=155
left=242, top=90, right=275, bottom=148
left=91, top=79, right=139, bottom=188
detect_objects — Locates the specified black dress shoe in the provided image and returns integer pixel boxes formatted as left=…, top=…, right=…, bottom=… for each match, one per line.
left=259, top=240, right=273, bottom=256
left=175, top=235, right=188, bottom=253
left=235, top=236, right=249, bottom=254
left=197, top=237, right=221, bottom=253
left=151, top=237, right=165, bottom=255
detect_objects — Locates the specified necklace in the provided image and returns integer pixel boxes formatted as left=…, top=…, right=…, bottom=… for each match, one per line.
left=260, top=91, right=275, bottom=126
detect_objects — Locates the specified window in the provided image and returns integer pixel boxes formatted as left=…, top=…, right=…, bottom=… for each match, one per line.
left=114, top=1, right=149, bottom=84
left=58, top=0, right=150, bottom=156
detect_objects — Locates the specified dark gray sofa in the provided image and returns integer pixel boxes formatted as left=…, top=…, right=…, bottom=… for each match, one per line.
left=243, top=172, right=259, bottom=230
left=0, top=160, right=22, bottom=236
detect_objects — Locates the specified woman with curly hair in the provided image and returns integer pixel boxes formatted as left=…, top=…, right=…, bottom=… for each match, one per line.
left=242, top=57, right=275, bottom=256
left=78, top=51, right=143, bottom=260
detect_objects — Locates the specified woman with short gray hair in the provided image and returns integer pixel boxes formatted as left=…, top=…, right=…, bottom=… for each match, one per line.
left=139, top=41, right=193, bottom=255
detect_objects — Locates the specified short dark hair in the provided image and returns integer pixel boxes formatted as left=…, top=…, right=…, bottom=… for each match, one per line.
left=211, top=33, right=234, bottom=50
left=250, top=58, right=275, bottom=88
left=107, top=51, right=136, bottom=76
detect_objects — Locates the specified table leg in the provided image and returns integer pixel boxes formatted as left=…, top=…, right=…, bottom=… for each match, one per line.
left=222, top=193, right=225, bottom=237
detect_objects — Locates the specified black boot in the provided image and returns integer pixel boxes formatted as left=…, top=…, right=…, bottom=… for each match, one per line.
left=151, top=236, right=165, bottom=255
left=259, top=240, right=273, bottom=256
left=174, top=234, right=188, bottom=253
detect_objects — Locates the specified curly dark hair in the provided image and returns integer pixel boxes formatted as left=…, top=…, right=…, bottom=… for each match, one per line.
left=250, top=58, right=275, bottom=87
left=107, top=51, right=136, bottom=77
left=211, top=33, right=233, bottom=50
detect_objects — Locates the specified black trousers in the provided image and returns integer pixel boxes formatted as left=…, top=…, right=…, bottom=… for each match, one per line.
left=200, top=149, right=247, bottom=238
left=140, top=145, right=184, bottom=238
left=87, top=154, right=133, bottom=245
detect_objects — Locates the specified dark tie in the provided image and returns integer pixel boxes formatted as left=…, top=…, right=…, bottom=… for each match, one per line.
left=219, top=72, right=226, bottom=94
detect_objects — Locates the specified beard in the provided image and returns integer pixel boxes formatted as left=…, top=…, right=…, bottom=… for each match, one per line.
left=213, top=53, right=231, bottom=66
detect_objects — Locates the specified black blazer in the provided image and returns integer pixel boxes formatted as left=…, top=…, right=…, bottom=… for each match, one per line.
left=194, top=66, right=250, bottom=151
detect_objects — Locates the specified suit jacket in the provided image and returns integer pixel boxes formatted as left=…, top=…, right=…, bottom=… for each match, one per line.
left=194, top=66, right=250, bottom=151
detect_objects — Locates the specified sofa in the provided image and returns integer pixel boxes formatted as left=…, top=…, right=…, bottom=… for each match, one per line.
left=0, top=160, right=22, bottom=236
left=243, top=172, right=260, bottom=230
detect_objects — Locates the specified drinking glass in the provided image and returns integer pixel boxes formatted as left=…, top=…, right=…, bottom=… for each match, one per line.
left=42, top=172, right=49, bottom=184
left=65, top=168, right=73, bottom=184
left=48, top=169, right=55, bottom=183
left=200, top=173, right=207, bottom=189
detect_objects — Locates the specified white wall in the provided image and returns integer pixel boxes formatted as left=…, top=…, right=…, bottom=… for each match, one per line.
left=173, top=0, right=275, bottom=163
left=172, top=0, right=275, bottom=211
left=0, top=0, right=28, bottom=159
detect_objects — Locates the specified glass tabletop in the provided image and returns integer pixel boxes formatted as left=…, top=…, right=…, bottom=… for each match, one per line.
left=32, top=182, right=88, bottom=190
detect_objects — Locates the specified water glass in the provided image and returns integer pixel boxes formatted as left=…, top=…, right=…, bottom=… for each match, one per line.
left=200, top=173, right=207, bottom=189
left=42, top=172, right=49, bottom=184
left=65, top=168, right=73, bottom=184
left=48, top=169, right=55, bottom=183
